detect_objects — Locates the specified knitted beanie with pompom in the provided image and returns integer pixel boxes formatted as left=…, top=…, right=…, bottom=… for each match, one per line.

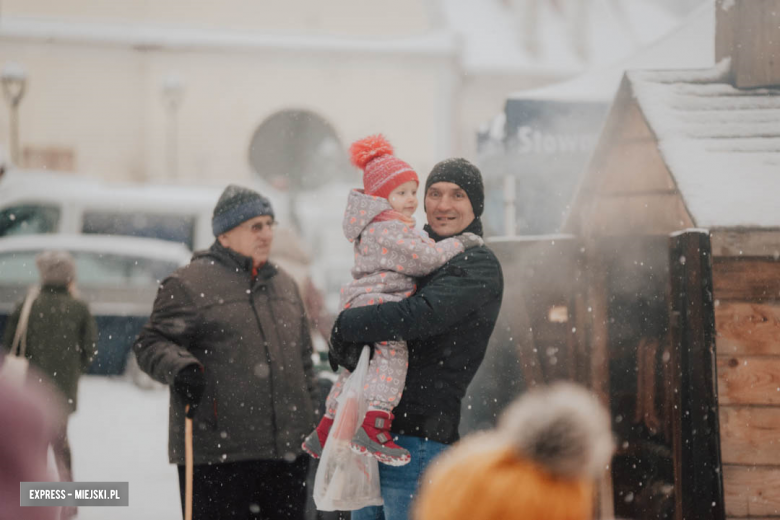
left=349, top=134, right=418, bottom=199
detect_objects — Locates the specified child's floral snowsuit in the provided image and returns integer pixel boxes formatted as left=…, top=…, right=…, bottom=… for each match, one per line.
left=325, top=189, right=469, bottom=416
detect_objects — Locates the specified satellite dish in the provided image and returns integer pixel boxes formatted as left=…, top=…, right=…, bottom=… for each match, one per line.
left=248, top=109, right=354, bottom=193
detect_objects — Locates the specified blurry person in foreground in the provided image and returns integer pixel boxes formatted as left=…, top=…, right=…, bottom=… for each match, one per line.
left=0, top=374, right=62, bottom=520
left=134, top=184, right=319, bottom=520
left=413, top=383, right=614, bottom=520
left=2, top=250, right=97, bottom=493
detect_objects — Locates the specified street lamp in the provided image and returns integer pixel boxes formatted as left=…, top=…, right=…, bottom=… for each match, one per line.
left=1, top=62, right=27, bottom=165
left=161, top=73, right=185, bottom=180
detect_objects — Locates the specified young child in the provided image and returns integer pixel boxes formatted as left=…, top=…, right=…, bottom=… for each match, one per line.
left=302, top=135, right=482, bottom=466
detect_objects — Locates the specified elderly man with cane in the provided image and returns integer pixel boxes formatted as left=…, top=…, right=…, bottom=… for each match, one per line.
left=135, top=185, right=319, bottom=520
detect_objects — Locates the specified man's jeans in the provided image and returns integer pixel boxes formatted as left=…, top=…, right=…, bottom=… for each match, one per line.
left=352, top=434, right=449, bottom=520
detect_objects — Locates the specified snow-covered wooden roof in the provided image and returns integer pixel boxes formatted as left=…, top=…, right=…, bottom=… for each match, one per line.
left=629, top=59, right=780, bottom=229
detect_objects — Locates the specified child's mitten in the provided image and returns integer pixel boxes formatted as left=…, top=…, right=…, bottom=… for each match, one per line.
left=457, top=232, right=484, bottom=250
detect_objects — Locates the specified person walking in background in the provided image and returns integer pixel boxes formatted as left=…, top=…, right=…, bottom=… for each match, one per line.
left=134, top=184, right=319, bottom=520
left=328, top=158, right=504, bottom=520
left=413, top=383, right=615, bottom=520
left=302, top=135, right=483, bottom=467
left=2, top=251, right=97, bottom=490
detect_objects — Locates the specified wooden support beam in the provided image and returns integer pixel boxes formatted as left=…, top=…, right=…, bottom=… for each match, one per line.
left=668, top=230, right=725, bottom=520
left=586, top=241, right=613, bottom=520
left=716, top=302, right=780, bottom=356
left=587, top=244, right=610, bottom=405
left=573, top=291, right=590, bottom=385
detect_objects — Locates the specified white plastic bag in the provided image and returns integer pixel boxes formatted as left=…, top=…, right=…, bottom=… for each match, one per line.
left=313, top=346, right=383, bottom=511
left=0, top=354, right=29, bottom=387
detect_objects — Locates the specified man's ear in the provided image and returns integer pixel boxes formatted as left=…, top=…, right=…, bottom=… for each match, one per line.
left=217, top=233, right=229, bottom=248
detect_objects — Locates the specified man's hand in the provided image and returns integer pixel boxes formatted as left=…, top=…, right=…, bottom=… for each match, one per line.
left=329, top=320, right=372, bottom=372
left=328, top=350, right=341, bottom=372
left=457, top=232, right=484, bottom=250
left=174, top=363, right=206, bottom=418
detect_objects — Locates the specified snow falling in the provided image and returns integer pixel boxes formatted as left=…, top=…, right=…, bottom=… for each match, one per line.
left=2, top=0, right=778, bottom=519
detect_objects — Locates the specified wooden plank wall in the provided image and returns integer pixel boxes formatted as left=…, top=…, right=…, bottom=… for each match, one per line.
left=713, top=233, right=780, bottom=520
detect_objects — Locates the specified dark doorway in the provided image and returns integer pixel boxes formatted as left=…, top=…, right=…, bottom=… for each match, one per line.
left=600, top=236, right=675, bottom=520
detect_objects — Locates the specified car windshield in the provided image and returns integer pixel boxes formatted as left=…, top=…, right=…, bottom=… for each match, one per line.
left=0, top=250, right=180, bottom=287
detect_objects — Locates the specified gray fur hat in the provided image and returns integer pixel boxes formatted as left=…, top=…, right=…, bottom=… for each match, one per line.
left=498, top=382, right=615, bottom=480
left=36, top=250, right=76, bottom=286
left=413, top=382, right=615, bottom=520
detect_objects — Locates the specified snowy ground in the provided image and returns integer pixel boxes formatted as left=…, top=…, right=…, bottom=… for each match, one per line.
left=69, top=376, right=180, bottom=519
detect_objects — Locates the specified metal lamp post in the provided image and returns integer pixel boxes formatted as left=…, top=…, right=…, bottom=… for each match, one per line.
left=1, top=62, right=27, bottom=165
left=161, top=73, right=185, bottom=180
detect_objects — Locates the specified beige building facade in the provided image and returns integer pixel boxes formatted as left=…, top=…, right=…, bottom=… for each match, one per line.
left=0, top=0, right=571, bottom=186
left=0, top=0, right=681, bottom=186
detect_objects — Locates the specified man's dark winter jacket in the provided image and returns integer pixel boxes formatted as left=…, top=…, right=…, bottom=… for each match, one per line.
left=332, top=245, right=503, bottom=445
left=134, top=242, right=319, bottom=466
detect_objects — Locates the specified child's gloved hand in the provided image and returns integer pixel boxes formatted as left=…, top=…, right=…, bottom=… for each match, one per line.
left=457, top=232, right=484, bottom=250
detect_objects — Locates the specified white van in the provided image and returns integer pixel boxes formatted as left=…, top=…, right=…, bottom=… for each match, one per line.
left=0, top=169, right=287, bottom=251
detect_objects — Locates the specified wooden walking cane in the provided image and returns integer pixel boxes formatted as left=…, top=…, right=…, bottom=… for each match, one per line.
left=185, top=405, right=193, bottom=520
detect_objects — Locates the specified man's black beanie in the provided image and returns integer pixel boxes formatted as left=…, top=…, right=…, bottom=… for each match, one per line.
left=424, top=158, right=485, bottom=217
left=212, top=184, right=275, bottom=236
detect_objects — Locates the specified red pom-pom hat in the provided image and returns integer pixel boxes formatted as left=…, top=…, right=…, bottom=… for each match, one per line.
left=349, top=134, right=419, bottom=199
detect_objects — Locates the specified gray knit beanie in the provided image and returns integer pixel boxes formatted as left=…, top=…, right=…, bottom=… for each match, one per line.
left=212, top=184, right=275, bottom=236
left=36, top=250, right=76, bottom=286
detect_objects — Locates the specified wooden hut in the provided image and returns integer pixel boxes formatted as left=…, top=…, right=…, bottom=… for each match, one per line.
left=569, top=2, right=780, bottom=518
left=471, top=2, right=780, bottom=520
